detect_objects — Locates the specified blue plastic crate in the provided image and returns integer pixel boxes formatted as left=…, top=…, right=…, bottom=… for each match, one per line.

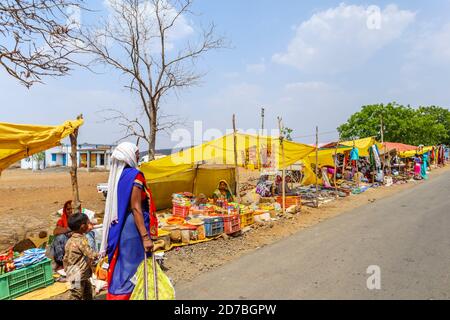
left=204, top=217, right=224, bottom=237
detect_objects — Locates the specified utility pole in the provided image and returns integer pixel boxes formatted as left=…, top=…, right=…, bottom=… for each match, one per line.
left=261, top=108, right=265, bottom=132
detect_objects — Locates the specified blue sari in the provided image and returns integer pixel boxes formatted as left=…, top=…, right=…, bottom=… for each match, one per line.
left=421, top=153, right=429, bottom=180
left=107, top=167, right=150, bottom=299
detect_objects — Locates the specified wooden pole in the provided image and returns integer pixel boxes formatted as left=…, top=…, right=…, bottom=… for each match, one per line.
left=232, top=114, right=241, bottom=203
left=334, top=137, right=340, bottom=197
left=370, top=139, right=375, bottom=184
left=278, top=117, right=286, bottom=214
left=257, top=107, right=265, bottom=171
left=70, top=114, right=83, bottom=214
left=342, top=146, right=346, bottom=180
left=192, top=164, right=200, bottom=194
left=380, top=115, right=387, bottom=178
left=315, top=126, right=319, bottom=208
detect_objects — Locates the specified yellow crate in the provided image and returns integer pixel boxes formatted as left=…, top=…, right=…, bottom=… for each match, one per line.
left=240, top=211, right=254, bottom=228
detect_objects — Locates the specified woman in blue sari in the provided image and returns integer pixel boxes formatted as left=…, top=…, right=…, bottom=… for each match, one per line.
left=421, top=152, right=429, bottom=180
left=100, top=142, right=158, bottom=300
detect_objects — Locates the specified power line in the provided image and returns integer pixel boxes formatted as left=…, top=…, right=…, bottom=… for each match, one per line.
left=291, top=130, right=338, bottom=140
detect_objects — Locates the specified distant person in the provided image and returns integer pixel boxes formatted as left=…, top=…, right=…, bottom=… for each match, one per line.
left=63, top=213, right=99, bottom=300
left=421, top=152, right=429, bottom=180
left=50, top=200, right=74, bottom=269
left=256, top=175, right=272, bottom=197
left=413, top=154, right=422, bottom=180
left=275, top=175, right=296, bottom=196
left=212, top=180, right=235, bottom=203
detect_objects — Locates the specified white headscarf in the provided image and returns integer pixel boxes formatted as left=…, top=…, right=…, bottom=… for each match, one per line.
left=100, top=142, right=139, bottom=255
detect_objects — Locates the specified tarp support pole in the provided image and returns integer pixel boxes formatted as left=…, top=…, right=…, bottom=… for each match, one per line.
left=278, top=117, right=286, bottom=214
left=334, top=137, right=340, bottom=198
left=70, top=114, right=83, bottom=214
left=232, top=114, right=241, bottom=202
left=192, top=164, right=199, bottom=194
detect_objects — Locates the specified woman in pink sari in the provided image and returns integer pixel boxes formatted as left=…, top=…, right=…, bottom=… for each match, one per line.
left=413, top=154, right=422, bottom=179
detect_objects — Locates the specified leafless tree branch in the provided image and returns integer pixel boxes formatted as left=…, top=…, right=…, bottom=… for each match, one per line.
left=75, top=0, right=226, bottom=159
left=0, top=0, right=89, bottom=87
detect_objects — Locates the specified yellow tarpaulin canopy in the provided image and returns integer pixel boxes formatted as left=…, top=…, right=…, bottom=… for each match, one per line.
left=141, top=133, right=316, bottom=181
left=399, top=146, right=434, bottom=158
left=303, top=138, right=377, bottom=186
left=307, top=147, right=353, bottom=168
left=140, top=133, right=316, bottom=209
left=0, top=119, right=84, bottom=173
left=341, top=137, right=377, bottom=157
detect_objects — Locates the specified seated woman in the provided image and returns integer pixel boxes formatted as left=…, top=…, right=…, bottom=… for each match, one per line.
left=51, top=200, right=97, bottom=270
left=51, top=200, right=74, bottom=269
left=274, top=175, right=296, bottom=196
left=212, top=180, right=235, bottom=203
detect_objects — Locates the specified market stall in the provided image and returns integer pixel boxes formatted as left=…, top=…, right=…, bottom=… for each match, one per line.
left=138, top=133, right=316, bottom=250
left=140, top=132, right=316, bottom=210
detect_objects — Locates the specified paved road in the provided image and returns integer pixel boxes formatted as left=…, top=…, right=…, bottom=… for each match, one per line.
left=176, top=170, right=450, bottom=300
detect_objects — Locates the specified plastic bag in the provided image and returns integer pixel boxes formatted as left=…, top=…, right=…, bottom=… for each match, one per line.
left=130, top=257, right=175, bottom=300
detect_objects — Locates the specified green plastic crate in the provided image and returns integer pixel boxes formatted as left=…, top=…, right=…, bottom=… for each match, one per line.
left=0, top=258, right=54, bottom=300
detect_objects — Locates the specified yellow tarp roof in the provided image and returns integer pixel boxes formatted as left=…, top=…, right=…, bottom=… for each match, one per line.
left=399, top=146, right=434, bottom=158
left=341, top=137, right=377, bottom=157
left=141, top=133, right=316, bottom=181
left=307, top=147, right=353, bottom=168
left=0, top=119, right=84, bottom=173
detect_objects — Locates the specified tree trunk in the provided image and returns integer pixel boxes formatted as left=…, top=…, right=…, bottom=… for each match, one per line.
left=70, top=129, right=81, bottom=214
left=148, top=107, right=157, bottom=161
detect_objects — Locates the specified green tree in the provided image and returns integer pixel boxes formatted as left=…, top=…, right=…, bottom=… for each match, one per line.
left=338, top=103, right=449, bottom=146
left=31, top=152, right=46, bottom=170
left=282, top=127, right=294, bottom=141
left=417, top=106, right=450, bottom=145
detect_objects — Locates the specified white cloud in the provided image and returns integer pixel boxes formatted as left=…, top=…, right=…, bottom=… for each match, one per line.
left=275, top=81, right=362, bottom=142
left=273, top=3, right=415, bottom=73
left=223, top=72, right=240, bottom=79
left=246, top=62, right=266, bottom=74
left=409, top=22, right=450, bottom=65
left=209, top=83, right=263, bottom=108
left=284, top=81, right=328, bottom=91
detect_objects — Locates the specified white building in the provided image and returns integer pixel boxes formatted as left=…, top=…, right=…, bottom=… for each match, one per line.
left=77, top=143, right=116, bottom=170
left=21, top=143, right=116, bottom=171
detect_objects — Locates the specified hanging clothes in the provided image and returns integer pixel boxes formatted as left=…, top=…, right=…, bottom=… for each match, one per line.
left=350, top=148, right=359, bottom=161
left=369, top=145, right=381, bottom=170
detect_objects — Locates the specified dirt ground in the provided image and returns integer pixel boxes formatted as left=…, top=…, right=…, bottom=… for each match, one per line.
left=1, top=165, right=449, bottom=299
left=0, top=168, right=109, bottom=251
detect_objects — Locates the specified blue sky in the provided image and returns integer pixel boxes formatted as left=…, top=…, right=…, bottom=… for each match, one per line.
left=1, top=0, right=450, bottom=149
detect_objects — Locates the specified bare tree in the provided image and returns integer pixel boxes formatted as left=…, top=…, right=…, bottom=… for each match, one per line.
left=78, top=0, right=225, bottom=160
left=0, top=0, right=85, bottom=87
